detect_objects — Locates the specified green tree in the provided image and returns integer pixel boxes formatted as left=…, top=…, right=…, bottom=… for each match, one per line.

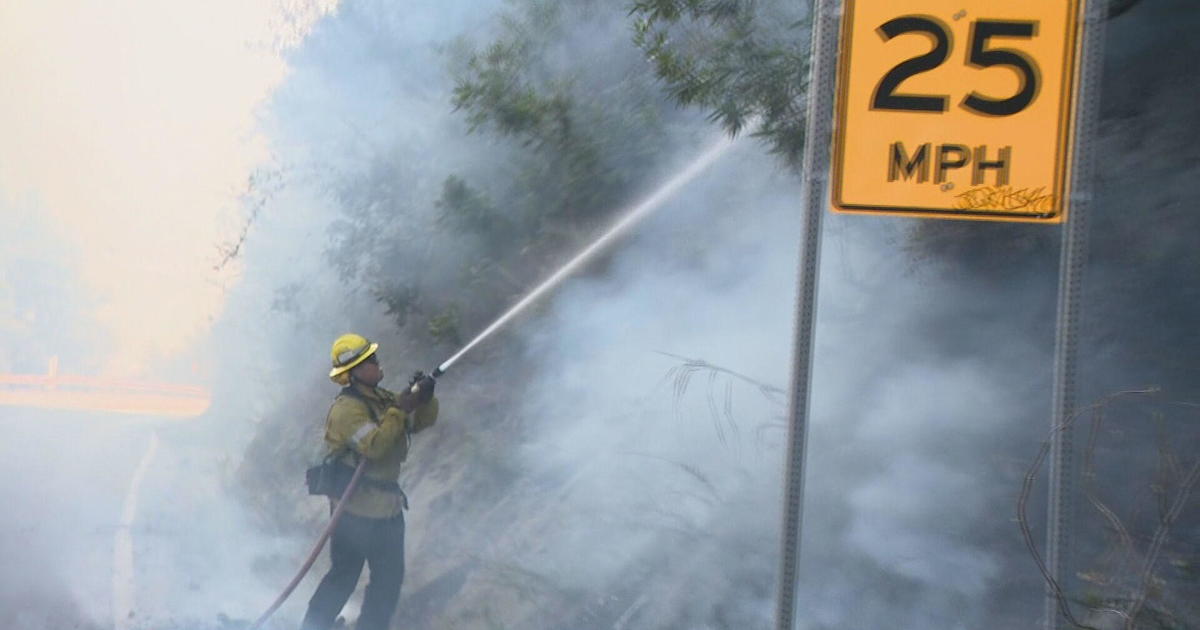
left=402, top=0, right=686, bottom=345
left=630, top=0, right=810, bottom=168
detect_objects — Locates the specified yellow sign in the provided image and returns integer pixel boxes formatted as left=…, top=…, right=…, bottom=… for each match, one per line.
left=831, top=0, right=1083, bottom=222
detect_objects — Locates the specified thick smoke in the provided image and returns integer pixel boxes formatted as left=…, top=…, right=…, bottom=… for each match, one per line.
left=0, top=2, right=338, bottom=629
left=497, top=146, right=1055, bottom=628
left=3, top=0, right=1196, bottom=629
left=0, top=198, right=124, bottom=628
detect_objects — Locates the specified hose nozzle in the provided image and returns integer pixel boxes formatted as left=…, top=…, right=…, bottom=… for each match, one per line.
left=408, top=368, right=442, bottom=394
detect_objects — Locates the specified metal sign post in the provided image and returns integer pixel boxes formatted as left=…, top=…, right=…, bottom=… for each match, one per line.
left=1046, top=2, right=1107, bottom=629
left=775, top=0, right=839, bottom=628
left=778, top=1, right=1105, bottom=628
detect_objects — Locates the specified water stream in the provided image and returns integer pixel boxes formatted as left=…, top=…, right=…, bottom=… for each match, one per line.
left=436, top=130, right=743, bottom=375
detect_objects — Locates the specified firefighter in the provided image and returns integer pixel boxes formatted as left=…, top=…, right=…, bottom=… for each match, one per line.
left=300, top=333, right=439, bottom=630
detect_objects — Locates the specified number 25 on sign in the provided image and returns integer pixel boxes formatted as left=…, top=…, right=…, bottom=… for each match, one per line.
left=831, top=0, right=1084, bottom=222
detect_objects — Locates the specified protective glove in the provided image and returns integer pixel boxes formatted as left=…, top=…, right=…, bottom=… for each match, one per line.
left=385, top=390, right=418, bottom=414
left=409, top=370, right=437, bottom=404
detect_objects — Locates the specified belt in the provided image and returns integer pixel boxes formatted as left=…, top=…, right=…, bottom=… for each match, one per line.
left=358, top=476, right=409, bottom=510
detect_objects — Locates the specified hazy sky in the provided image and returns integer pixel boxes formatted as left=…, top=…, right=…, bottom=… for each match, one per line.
left=0, top=0, right=337, bottom=375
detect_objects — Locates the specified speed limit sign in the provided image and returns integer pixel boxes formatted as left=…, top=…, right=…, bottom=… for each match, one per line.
left=831, top=0, right=1084, bottom=222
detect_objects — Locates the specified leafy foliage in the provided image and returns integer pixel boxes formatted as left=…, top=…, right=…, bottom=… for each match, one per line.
left=348, top=0, right=681, bottom=352
left=448, top=2, right=668, bottom=226
left=630, top=0, right=810, bottom=167
left=435, top=176, right=511, bottom=249
left=427, top=304, right=463, bottom=347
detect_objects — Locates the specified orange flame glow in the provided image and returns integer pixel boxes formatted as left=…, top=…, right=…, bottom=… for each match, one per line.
left=0, top=358, right=210, bottom=418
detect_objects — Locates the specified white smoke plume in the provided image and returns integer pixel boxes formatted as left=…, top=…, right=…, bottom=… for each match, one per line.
left=3, top=1, right=1196, bottom=629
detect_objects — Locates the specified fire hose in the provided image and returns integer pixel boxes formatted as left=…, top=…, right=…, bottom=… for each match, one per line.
left=248, top=371, right=440, bottom=630
left=248, top=457, right=367, bottom=630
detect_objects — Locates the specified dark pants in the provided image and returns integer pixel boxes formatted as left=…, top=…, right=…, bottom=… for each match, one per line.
left=300, top=511, right=405, bottom=630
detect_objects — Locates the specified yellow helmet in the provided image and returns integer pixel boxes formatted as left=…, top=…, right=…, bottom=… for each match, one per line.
left=329, top=333, right=379, bottom=384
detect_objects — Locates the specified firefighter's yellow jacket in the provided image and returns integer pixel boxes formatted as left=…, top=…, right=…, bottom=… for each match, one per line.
left=324, top=382, right=438, bottom=518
